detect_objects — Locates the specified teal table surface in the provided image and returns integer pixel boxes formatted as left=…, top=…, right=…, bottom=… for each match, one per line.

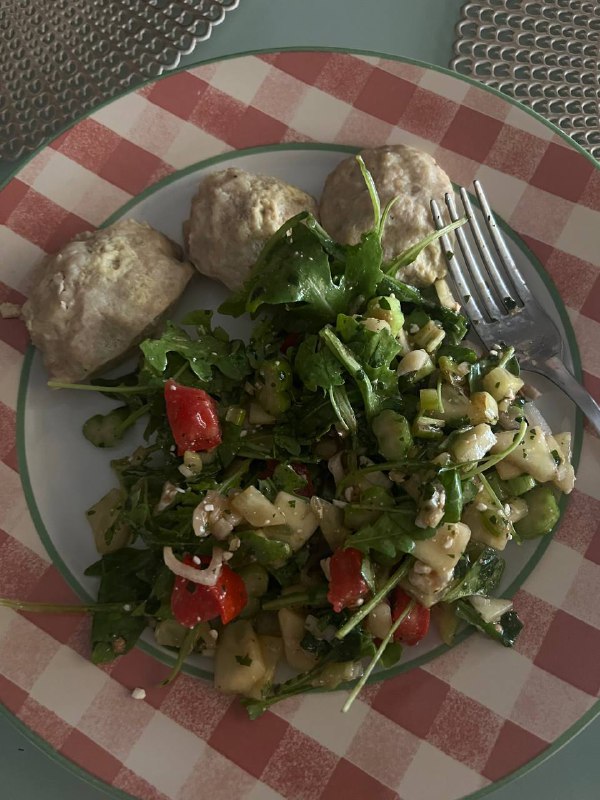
left=1, top=1, right=598, bottom=798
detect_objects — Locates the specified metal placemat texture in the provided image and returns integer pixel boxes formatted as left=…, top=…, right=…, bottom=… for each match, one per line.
left=452, top=0, right=600, bottom=158
left=0, top=0, right=240, bottom=161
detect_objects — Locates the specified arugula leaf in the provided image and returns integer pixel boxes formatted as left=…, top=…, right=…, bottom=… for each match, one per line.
left=222, top=213, right=385, bottom=333
left=140, top=317, right=250, bottom=388
left=84, top=548, right=161, bottom=663
left=295, top=335, right=345, bottom=393
left=347, top=509, right=430, bottom=559
left=442, top=546, right=505, bottom=603
left=456, top=600, right=523, bottom=647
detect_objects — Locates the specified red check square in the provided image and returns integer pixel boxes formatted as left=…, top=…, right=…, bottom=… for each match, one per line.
left=534, top=610, right=600, bottom=695
left=321, top=758, right=398, bottom=800
left=51, top=118, right=121, bottom=174
left=354, top=69, right=417, bottom=125
left=22, top=565, right=83, bottom=645
left=147, top=72, right=209, bottom=120
left=98, top=140, right=171, bottom=195
left=314, top=53, right=376, bottom=104
left=441, top=106, right=503, bottom=163
left=209, top=702, right=288, bottom=778
left=426, top=689, right=504, bottom=772
left=272, top=51, right=333, bottom=84
left=530, top=142, right=595, bottom=203
left=482, top=720, right=548, bottom=781
left=399, top=86, right=459, bottom=143
left=371, top=667, right=450, bottom=738
left=60, top=729, right=122, bottom=783
left=581, top=273, right=600, bottom=324
left=159, top=673, right=232, bottom=741
left=227, top=106, right=288, bottom=149
left=261, top=726, right=339, bottom=800
left=0, top=178, right=28, bottom=224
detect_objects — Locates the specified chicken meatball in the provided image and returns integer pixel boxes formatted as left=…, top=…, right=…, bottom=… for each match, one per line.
left=23, top=219, right=194, bottom=383
left=185, top=168, right=318, bottom=291
left=319, top=145, right=453, bottom=287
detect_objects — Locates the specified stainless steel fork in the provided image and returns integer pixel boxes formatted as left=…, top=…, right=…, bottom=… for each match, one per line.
left=430, top=181, right=600, bottom=435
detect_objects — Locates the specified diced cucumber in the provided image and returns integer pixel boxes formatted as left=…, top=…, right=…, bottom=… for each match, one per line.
left=492, top=427, right=557, bottom=483
left=504, top=474, right=537, bottom=496
left=547, top=433, right=576, bottom=494
left=256, top=359, right=292, bottom=417
left=432, top=602, right=459, bottom=646
left=214, top=620, right=267, bottom=695
left=450, top=423, right=497, bottom=463
left=396, top=349, right=435, bottom=381
left=412, top=320, right=446, bottom=353
left=86, top=487, right=131, bottom=554
left=273, top=492, right=319, bottom=551
left=230, top=486, right=286, bottom=528
left=508, top=497, right=528, bottom=523
left=278, top=608, right=319, bottom=672
left=309, top=497, right=349, bottom=550
left=437, top=384, right=471, bottom=422
left=468, top=391, right=499, bottom=426
left=462, top=501, right=510, bottom=551
left=495, top=459, right=524, bottom=480
left=412, top=522, right=471, bottom=580
left=238, top=564, right=270, bottom=598
left=469, top=596, right=513, bottom=624
left=247, top=635, right=284, bottom=700
left=371, top=409, right=412, bottom=460
left=412, top=413, right=445, bottom=440
left=83, top=406, right=131, bottom=448
left=514, top=486, right=560, bottom=539
left=154, top=619, right=190, bottom=649
left=365, top=295, right=404, bottom=336
left=483, top=366, right=524, bottom=402
left=485, top=472, right=508, bottom=502
left=311, top=661, right=363, bottom=689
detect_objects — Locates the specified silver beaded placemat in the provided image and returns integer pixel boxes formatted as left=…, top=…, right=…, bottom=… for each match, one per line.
left=452, top=0, right=600, bottom=159
left=0, top=0, right=240, bottom=162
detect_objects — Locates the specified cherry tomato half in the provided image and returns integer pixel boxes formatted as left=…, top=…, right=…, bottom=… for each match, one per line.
left=391, top=587, right=430, bottom=646
left=327, top=547, right=370, bottom=613
left=171, top=555, right=247, bottom=628
left=164, top=379, right=221, bottom=456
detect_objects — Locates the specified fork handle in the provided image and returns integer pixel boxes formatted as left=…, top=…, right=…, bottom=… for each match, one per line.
left=532, top=357, right=600, bottom=436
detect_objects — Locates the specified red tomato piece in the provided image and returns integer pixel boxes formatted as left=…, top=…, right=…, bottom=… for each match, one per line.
left=164, top=379, right=221, bottom=456
left=391, top=587, right=430, bottom=646
left=327, top=547, right=370, bottom=613
left=171, top=556, right=248, bottom=628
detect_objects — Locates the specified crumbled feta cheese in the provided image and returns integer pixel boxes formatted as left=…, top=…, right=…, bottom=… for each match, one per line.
left=476, top=502, right=488, bottom=512
left=409, top=323, right=420, bottom=334
left=192, top=555, right=202, bottom=565
left=209, top=629, right=219, bottom=640
left=131, top=688, right=146, bottom=700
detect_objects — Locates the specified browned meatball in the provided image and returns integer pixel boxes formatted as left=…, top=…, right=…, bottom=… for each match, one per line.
left=185, top=168, right=318, bottom=290
left=319, top=145, right=453, bottom=286
left=23, top=219, right=194, bottom=382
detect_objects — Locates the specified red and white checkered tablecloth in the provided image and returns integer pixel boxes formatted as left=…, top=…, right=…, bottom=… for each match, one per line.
left=0, top=51, right=598, bottom=800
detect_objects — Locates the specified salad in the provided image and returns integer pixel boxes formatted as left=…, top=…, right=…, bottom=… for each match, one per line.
left=22, top=160, right=574, bottom=717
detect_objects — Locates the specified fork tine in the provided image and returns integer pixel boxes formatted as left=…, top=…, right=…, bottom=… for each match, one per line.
left=445, top=191, right=503, bottom=321
left=473, top=180, right=532, bottom=306
left=430, top=198, right=485, bottom=324
left=458, top=187, right=518, bottom=311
